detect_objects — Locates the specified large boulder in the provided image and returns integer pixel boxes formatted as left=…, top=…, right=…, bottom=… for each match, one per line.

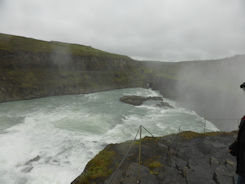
left=120, top=95, right=173, bottom=108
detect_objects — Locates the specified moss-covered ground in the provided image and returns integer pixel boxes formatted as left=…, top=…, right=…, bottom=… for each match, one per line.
left=72, top=146, right=116, bottom=184
left=72, top=131, right=237, bottom=183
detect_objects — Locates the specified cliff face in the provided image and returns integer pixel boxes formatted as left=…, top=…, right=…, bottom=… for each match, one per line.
left=71, top=131, right=237, bottom=184
left=0, top=33, right=151, bottom=102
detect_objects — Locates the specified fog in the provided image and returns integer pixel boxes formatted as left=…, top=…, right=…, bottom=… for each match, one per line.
left=174, top=55, right=245, bottom=131
left=50, top=43, right=72, bottom=67
left=0, top=0, right=245, bottom=61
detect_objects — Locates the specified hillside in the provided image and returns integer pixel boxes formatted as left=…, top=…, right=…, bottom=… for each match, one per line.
left=0, top=33, right=153, bottom=102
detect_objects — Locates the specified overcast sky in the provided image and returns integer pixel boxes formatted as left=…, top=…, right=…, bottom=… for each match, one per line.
left=0, top=0, right=244, bottom=61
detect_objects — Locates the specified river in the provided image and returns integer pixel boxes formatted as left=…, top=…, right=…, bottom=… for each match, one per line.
left=0, top=88, right=218, bottom=184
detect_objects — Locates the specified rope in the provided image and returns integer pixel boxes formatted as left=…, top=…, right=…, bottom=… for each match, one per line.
left=107, top=119, right=240, bottom=184
left=137, top=126, right=142, bottom=183
left=107, top=126, right=140, bottom=184
left=138, top=125, right=142, bottom=166
left=142, top=126, right=154, bottom=137
left=137, top=125, right=154, bottom=184
left=107, top=125, right=154, bottom=184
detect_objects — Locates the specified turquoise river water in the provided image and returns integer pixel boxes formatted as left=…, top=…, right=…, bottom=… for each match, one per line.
left=0, top=88, right=218, bottom=184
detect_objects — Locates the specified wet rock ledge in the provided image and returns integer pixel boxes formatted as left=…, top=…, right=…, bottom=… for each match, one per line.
left=71, top=131, right=237, bottom=184
left=120, top=95, right=173, bottom=108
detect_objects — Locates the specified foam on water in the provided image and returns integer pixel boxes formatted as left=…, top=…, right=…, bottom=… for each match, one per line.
left=0, top=88, right=219, bottom=184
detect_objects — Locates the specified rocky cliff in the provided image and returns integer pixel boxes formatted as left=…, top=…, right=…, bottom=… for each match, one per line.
left=0, top=33, right=153, bottom=102
left=71, top=131, right=237, bottom=184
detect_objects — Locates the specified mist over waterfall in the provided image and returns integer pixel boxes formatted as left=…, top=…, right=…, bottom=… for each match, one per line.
left=171, top=55, right=245, bottom=131
left=0, top=88, right=218, bottom=184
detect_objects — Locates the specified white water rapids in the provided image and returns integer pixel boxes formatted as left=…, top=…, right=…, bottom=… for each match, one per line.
left=0, top=88, right=218, bottom=184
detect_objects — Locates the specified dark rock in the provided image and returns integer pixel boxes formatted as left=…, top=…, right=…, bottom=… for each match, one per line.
left=157, top=167, right=185, bottom=184
left=21, top=166, right=33, bottom=173
left=120, top=95, right=173, bottom=108
left=210, top=157, right=219, bottom=167
left=213, top=165, right=235, bottom=184
left=120, top=95, right=163, bottom=106
left=25, top=155, right=40, bottom=165
left=225, top=160, right=236, bottom=167
left=71, top=131, right=238, bottom=184
left=122, top=163, right=158, bottom=184
left=175, top=159, right=187, bottom=171
left=156, top=101, right=173, bottom=108
left=105, top=163, right=159, bottom=184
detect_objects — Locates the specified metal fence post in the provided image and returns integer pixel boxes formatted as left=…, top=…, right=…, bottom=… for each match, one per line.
left=204, top=120, right=206, bottom=134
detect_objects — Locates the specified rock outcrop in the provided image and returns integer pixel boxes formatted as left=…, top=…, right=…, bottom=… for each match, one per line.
left=72, top=131, right=238, bottom=184
left=120, top=95, right=173, bottom=108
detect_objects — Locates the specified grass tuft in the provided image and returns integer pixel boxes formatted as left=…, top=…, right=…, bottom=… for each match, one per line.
left=74, top=148, right=116, bottom=184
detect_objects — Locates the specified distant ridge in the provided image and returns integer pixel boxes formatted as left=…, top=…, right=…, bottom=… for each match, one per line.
left=0, top=33, right=131, bottom=60
left=0, top=33, right=152, bottom=102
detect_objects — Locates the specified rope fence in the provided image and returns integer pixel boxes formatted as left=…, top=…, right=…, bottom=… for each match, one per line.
left=107, top=125, right=154, bottom=184
left=107, top=117, right=241, bottom=184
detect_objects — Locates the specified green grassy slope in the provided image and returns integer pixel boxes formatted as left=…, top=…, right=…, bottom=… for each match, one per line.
left=0, top=33, right=130, bottom=59
left=0, top=33, right=152, bottom=102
